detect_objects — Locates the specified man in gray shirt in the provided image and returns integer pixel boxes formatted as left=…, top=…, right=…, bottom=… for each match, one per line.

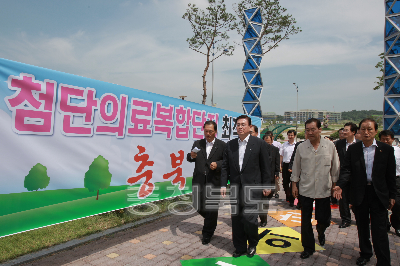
left=291, top=118, right=340, bottom=259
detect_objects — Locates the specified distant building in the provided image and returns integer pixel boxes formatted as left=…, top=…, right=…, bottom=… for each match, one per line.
left=262, top=112, right=277, bottom=120
left=284, top=109, right=341, bottom=122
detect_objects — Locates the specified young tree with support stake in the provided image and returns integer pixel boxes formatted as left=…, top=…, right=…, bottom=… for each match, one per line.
left=183, top=0, right=237, bottom=105
left=84, top=155, right=112, bottom=200
left=234, top=0, right=301, bottom=55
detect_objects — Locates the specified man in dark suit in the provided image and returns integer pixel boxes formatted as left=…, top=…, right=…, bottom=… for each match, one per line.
left=221, top=115, right=272, bottom=258
left=334, top=122, right=360, bottom=228
left=259, top=133, right=280, bottom=227
left=379, top=130, right=400, bottom=237
left=334, top=118, right=396, bottom=266
left=187, top=120, right=226, bottom=245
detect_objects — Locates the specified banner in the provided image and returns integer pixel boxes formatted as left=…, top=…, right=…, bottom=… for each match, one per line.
left=0, top=58, right=261, bottom=238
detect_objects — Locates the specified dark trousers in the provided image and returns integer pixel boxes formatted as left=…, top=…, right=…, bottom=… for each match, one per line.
left=353, top=185, right=390, bottom=265
left=296, top=182, right=302, bottom=208
left=231, top=185, right=259, bottom=252
left=259, top=193, right=273, bottom=223
left=282, top=163, right=294, bottom=203
left=299, top=195, right=331, bottom=253
left=338, top=185, right=352, bottom=224
left=390, top=177, right=400, bottom=230
left=193, top=185, right=219, bottom=238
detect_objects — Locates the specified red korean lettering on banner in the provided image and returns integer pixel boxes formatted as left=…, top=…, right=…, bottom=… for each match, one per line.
left=163, top=150, right=185, bottom=189
left=5, top=74, right=56, bottom=135
left=58, top=84, right=99, bottom=136
left=127, top=98, right=153, bottom=136
left=95, top=93, right=128, bottom=138
left=127, top=145, right=155, bottom=198
left=154, top=102, right=174, bottom=139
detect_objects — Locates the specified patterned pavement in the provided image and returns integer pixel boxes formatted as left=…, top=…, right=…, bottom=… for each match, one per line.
left=22, top=190, right=400, bottom=266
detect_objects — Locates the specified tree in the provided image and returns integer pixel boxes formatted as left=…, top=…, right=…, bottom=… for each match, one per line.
left=84, top=155, right=112, bottom=200
left=24, top=163, right=50, bottom=191
left=183, top=0, right=237, bottom=105
left=234, top=0, right=301, bottom=55
left=373, top=53, right=384, bottom=90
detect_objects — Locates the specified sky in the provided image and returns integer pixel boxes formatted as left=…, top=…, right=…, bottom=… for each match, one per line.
left=0, top=0, right=385, bottom=115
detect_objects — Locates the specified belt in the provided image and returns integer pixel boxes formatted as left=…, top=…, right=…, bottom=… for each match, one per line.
left=366, top=181, right=373, bottom=185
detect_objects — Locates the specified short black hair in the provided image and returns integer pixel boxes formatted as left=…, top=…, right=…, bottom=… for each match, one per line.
left=379, top=129, right=394, bottom=140
left=263, top=134, right=272, bottom=141
left=203, top=120, right=217, bottom=131
left=252, top=125, right=258, bottom=133
left=343, top=122, right=357, bottom=134
left=305, top=118, right=321, bottom=129
left=339, top=128, right=344, bottom=131
left=263, top=131, right=274, bottom=140
left=236, top=115, right=251, bottom=126
left=359, top=118, right=378, bottom=131
left=287, top=129, right=297, bottom=136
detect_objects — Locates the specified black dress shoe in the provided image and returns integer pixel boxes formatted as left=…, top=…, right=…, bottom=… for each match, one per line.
left=232, top=250, right=246, bottom=257
left=296, top=205, right=301, bottom=210
left=274, top=193, right=279, bottom=198
left=339, top=222, right=351, bottom=228
left=259, top=222, right=267, bottom=227
left=247, top=246, right=256, bottom=257
left=395, top=229, right=400, bottom=237
left=318, top=233, right=325, bottom=246
left=300, top=251, right=314, bottom=259
left=356, top=256, right=370, bottom=265
left=202, top=237, right=211, bottom=245
left=289, top=202, right=294, bottom=207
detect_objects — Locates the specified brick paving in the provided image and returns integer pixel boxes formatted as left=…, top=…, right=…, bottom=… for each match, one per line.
left=22, top=188, right=400, bottom=266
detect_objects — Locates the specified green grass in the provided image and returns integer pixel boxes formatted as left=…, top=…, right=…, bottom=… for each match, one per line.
left=0, top=195, right=192, bottom=263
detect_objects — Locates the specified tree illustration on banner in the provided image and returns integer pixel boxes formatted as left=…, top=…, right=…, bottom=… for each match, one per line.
left=84, top=155, right=112, bottom=200
left=24, top=163, right=50, bottom=191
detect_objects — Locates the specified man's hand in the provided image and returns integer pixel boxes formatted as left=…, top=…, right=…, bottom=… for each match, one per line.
left=210, top=162, right=217, bottom=170
left=220, top=187, right=226, bottom=198
left=332, top=186, right=342, bottom=200
left=275, top=175, right=279, bottom=179
left=190, top=151, right=197, bottom=159
left=288, top=169, right=292, bottom=173
left=292, top=184, right=298, bottom=198
left=263, top=189, right=271, bottom=196
left=389, top=199, right=396, bottom=210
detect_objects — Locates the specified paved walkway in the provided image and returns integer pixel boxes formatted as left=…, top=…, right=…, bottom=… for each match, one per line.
left=24, top=191, right=400, bottom=266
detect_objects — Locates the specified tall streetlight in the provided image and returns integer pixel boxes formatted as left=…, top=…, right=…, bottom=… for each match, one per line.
left=212, top=43, right=215, bottom=107
left=293, top=83, right=298, bottom=140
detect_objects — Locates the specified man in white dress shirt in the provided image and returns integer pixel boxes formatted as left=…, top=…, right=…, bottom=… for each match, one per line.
left=280, top=130, right=297, bottom=206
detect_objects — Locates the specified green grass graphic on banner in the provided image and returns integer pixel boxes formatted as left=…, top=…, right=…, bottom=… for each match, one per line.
left=0, top=178, right=192, bottom=237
